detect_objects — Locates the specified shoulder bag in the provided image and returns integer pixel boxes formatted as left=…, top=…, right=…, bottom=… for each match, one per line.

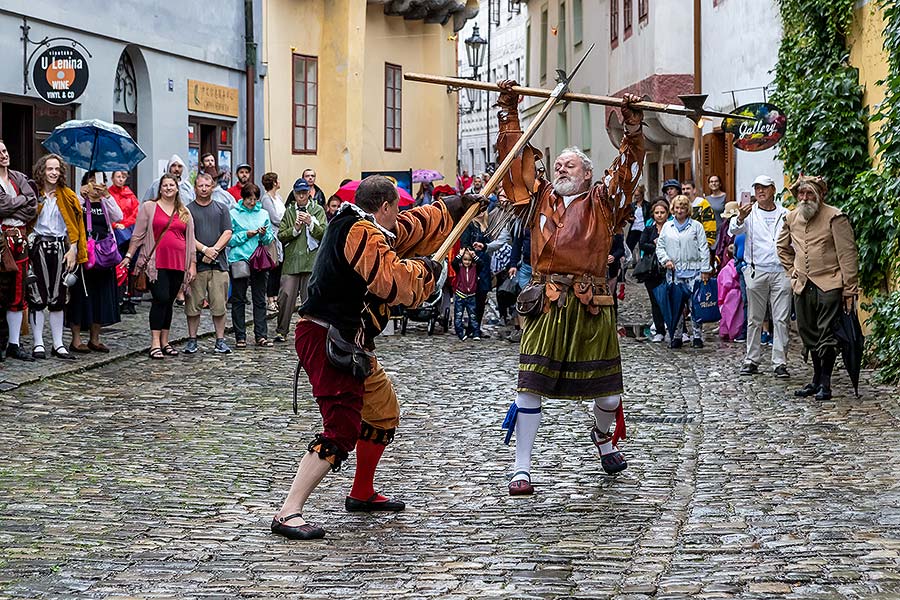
left=132, top=205, right=176, bottom=293
left=86, top=200, right=123, bottom=269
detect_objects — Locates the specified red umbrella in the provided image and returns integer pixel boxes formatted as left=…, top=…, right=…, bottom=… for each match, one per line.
left=334, top=180, right=415, bottom=207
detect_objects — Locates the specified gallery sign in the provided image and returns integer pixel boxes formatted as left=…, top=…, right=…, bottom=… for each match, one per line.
left=32, top=46, right=90, bottom=105
left=188, top=80, right=239, bottom=118
left=722, top=103, right=787, bottom=152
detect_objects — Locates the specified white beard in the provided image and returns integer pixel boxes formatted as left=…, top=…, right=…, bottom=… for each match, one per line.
left=797, top=199, right=820, bottom=221
left=552, top=177, right=584, bottom=196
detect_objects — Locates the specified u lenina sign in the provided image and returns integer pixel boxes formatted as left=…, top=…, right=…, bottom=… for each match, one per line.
left=32, top=46, right=90, bottom=105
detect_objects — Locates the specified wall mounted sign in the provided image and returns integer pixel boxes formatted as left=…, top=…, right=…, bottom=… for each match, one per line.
left=722, top=103, right=787, bottom=152
left=188, top=80, right=239, bottom=117
left=32, top=46, right=89, bottom=105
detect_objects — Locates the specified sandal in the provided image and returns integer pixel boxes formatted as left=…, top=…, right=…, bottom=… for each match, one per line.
left=235, top=339, right=247, bottom=349
left=149, top=347, right=165, bottom=360
left=255, top=338, right=273, bottom=347
left=162, top=344, right=179, bottom=356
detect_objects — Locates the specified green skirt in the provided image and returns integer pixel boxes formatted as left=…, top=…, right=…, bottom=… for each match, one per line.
left=517, top=297, right=623, bottom=400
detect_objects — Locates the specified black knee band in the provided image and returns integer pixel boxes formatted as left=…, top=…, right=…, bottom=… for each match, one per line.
left=359, top=422, right=396, bottom=446
left=307, top=434, right=348, bottom=472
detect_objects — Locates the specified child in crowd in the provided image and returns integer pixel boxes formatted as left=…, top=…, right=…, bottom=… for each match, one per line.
left=451, top=248, right=483, bottom=341
left=718, top=244, right=744, bottom=342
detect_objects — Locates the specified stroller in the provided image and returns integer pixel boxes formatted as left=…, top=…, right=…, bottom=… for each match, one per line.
left=399, top=259, right=451, bottom=336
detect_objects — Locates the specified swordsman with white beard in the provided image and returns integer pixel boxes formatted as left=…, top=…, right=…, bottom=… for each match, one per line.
left=494, top=79, right=647, bottom=495
left=777, top=176, right=859, bottom=401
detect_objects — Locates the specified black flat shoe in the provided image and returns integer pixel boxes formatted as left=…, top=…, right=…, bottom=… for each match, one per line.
left=270, top=513, right=326, bottom=540
left=52, top=346, right=76, bottom=360
left=32, top=345, right=47, bottom=360
left=345, top=494, right=406, bottom=512
left=815, top=385, right=833, bottom=401
left=6, top=343, right=35, bottom=362
left=601, top=450, right=628, bottom=475
left=794, top=383, right=818, bottom=397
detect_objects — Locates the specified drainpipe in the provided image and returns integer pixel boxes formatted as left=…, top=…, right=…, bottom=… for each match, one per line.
left=245, top=0, right=256, bottom=170
left=693, top=0, right=703, bottom=190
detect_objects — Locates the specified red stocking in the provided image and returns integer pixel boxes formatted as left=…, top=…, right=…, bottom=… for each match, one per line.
left=349, top=439, right=388, bottom=502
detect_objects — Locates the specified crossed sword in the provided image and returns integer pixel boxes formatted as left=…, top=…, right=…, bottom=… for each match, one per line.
left=405, top=44, right=751, bottom=263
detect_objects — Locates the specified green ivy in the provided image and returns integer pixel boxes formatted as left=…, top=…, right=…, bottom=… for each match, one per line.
left=774, top=0, right=900, bottom=382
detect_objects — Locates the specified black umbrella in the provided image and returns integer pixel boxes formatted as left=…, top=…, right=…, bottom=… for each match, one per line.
left=833, top=308, right=864, bottom=397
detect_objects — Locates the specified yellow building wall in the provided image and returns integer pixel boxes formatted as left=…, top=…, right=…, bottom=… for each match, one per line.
left=263, top=0, right=458, bottom=197
left=849, top=0, right=889, bottom=163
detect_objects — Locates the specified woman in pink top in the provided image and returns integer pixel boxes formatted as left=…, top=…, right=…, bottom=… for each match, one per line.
left=122, top=174, right=196, bottom=359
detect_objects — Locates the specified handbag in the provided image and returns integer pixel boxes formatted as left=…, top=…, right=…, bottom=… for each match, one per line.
left=692, top=278, right=722, bottom=323
left=114, top=225, right=133, bottom=245
left=0, top=230, right=20, bottom=273
left=249, top=240, right=276, bottom=271
left=230, top=259, right=251, bottom=279
left=516, top=281, right=546, bottom=317
left=85, top=200, right=122, bottom=269
left=633, top=252, right=661, bottom=283
left=325, top=325, right=375, bottom=379
left=132, top=205, right=176, bottom=292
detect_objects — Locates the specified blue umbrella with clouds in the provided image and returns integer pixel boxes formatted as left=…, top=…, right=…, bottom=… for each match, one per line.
left=41, top=119, right=146, bottom=172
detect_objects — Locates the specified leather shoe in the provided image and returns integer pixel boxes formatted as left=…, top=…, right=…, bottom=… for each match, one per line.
left=345, top=493, right=406, bottom=512
left=794, top=383, right=818, bottom=397
left=601, top=450, right=628, bottom=475
left=508, top=479, right=534, bottom=496
left=815, top=385, right=833, bottom=401
left=6, top=343, right=35, bottom=362
left=69, top=342, right=91, bottom=354
left=270, top=513, right=325, bottom=540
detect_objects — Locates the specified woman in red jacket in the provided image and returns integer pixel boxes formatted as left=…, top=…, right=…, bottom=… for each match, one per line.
left=109, top=170, right=139, bottom=314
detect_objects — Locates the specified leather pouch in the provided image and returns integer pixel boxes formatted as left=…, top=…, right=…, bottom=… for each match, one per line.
left=325, top=325, right=375, bottom=379
left=516, top=282, right=546, bottom=318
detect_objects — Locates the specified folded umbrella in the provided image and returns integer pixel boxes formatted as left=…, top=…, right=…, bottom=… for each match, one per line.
left=42, top=119, right=146, bottom=172
left=412, top=169, right=444, bottom=183
left=653, top=272, right=688, bottom=340
left=335, top=180, right=415, bottom=207
left=833, top=307, right=864, bottom=397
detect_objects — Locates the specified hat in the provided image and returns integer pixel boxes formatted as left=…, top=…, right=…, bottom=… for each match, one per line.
left=789, top=175, right=827, bottom=200
left=235, top=163, right=252, bottom=173
left=721, top=201, right=740, bottom=219
left=661, top=179, right=681, bottom=193
left=293, top=178, right=311, bottom=193
left=752, top=175, right=776, bottom=188
left=432, top=184, right=456, bottom=197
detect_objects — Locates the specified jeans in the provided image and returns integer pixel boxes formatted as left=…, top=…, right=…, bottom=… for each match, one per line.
left=516, top=263, right=533, bottom=290
left=231, top=269, right=268, bottom=341
left=454, top=294, right=480, bottom=339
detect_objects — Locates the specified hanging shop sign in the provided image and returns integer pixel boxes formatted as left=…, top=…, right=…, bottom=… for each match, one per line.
left=722, top=103, right=787, bottom=152
left=32, top=46, right=90, bottom=105
left=188, top=80, right=239, bottom=118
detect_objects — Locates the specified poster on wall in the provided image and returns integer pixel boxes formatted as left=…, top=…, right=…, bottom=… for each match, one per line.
left=361, top=169, right=413, bottom=199
left=187, top=148, right=199, bottom=184
left=32, top=46, right=89, bottom=106
left=218, top=150, right=232, bottom=189
left=722, top=103, right=787, bottom=152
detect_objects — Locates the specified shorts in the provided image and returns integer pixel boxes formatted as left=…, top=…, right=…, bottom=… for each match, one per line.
left=184, top=269, right=229, bottom=317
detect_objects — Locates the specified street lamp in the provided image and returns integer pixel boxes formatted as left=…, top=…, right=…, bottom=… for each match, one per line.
left=465, top=24, right=487, bottom=78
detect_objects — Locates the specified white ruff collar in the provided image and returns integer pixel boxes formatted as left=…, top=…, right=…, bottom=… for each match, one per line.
left=338, top=202, right=396, bottom=240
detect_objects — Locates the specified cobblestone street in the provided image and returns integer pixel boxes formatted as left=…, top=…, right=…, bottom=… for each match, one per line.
left=1, top=290, right=899, bottom=599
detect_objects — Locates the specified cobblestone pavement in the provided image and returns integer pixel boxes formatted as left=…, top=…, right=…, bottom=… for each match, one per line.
left=1, top=286, right=899, bottom=599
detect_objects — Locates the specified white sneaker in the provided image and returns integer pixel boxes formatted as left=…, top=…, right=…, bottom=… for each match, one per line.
left=651, top=334, right=664, bottom=343
left=682, top=333, right=690, bottom=343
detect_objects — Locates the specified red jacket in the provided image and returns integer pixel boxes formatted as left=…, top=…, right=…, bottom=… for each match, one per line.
left=108, top=185, right=139, bottom=229
left=227, top=184, right=243, bottom=201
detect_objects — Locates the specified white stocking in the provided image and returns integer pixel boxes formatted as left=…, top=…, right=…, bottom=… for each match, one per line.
left=593, top=395, right=621, bottom=455
left=49, top=310, right=65, bottom=349
left=511, top=392, right=542, bottom=483
left=6, top=310, right=23, bottom=345
left=31, top=310, right=45, bottom=350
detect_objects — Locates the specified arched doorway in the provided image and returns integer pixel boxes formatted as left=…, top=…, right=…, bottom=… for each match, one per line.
left=113, top=49, right=139, bottom=191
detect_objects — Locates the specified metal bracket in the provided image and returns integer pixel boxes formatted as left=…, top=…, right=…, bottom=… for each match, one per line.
left=20, top=17, right=93, bottom=95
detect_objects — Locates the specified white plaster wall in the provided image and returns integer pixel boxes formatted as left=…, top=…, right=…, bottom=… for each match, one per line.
left=457, top=1, right=529, bottom=177
left=701, top=0, right=785, bottom=196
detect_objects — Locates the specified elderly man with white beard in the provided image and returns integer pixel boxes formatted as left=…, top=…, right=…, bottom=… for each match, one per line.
left=777, top=176, right=859, bottom=400
left=493, top=79, right=646, bottom=496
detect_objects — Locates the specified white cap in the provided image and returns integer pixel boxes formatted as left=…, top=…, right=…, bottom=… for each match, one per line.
left=753, top=175, right=776, bottom=188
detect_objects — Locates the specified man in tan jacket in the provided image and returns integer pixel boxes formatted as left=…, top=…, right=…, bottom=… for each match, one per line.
left=776, top=175, right=859, bottom=400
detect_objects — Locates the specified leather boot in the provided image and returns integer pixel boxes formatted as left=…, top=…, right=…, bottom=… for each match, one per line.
left=795, top=350, right=821, bottom=397
left=816, top=347, right=836, bottom=400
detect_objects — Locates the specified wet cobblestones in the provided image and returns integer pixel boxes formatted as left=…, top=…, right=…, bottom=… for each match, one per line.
left=1, top=288, right=898, bottom=599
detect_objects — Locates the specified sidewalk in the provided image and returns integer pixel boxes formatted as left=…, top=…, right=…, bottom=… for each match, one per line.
left=0, top=302, right=256, bottom=391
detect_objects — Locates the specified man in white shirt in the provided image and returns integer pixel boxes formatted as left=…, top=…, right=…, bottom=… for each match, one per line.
left=729, top=175, right=791, bottom=378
